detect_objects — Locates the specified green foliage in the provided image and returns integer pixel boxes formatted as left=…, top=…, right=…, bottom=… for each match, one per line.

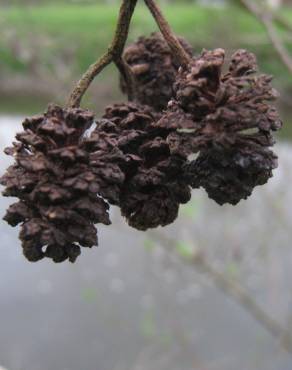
left=176, top=241, right=194, bottom=260
left=225, top=262, right=240, bottom=280
left=144, top=239, right=156, bottom=252
left=1, top=2, right=292, bottom=140
left=181, top=200, right=200, bottom=220
left=81, top=287, right=98, bottom=303
left=0, top=46, right=27, bottom=72
left=1, top=3, right=292, bottom=87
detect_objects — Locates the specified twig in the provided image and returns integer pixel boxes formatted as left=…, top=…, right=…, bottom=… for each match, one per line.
left=239, top=0, right=292, bottom=74
left=115, top=57, right=136, bottom=101
left=150, top=231, right=292, bottom=355
left=273, top=12, right=292, bottom=34
left=236, top=0, right=292, bottom=34
left=144, top=0, right=191, bottom=66
left=262, top=15, right=292, bottom=73
left=67, top=0, right=137, bottom=108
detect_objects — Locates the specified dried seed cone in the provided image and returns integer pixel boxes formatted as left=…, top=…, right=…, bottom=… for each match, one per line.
left=156, top=48, right=282, bottom=205
left=0, top=105, right=111, bottom=263
left=121, top=33, right=193, bottom=111
left=88, top=102, right=191, bottom=230
left=183, top=138, right=278, bottom=205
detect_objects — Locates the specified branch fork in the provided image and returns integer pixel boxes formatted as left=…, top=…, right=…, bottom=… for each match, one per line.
left=67, top=0, right=191, bottom=109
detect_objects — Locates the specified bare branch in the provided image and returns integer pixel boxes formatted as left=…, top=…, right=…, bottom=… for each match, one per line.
left=144, top=0, right=191, bottom=66
left=235, top=0, right=292, bottom=33
left=273, top=12, right=292, bottom=34
left=67, top=0, right=138, bottom=108
left=115, top=57, right=136, bottom=102
left=239, top=0, right=292, bottom=74
left=150, top=231, right=292, bottom=355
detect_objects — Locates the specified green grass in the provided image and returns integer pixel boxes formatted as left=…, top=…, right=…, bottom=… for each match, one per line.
left=0, top=4, right=292, bottom=116
left=0, top=4, right=270, bottom=45
left=1, top=3, right=289, bottom=38
left=1, top=3, right=292, bottom=138
left=1, top=4, right=292, bottom=74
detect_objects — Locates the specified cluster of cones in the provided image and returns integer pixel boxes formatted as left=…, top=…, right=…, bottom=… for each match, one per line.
left=0, top=33, right=282, bottom=262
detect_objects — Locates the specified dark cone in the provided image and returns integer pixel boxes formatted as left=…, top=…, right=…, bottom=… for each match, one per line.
left=0, top=105, right=111, bottom=263
left=121, top=33, right=193, bottom=111
left=120, top=186, right=180, bottom=231
left=156, top=48, right=282, bottom=205
left=184, top=142, right=278, bottom=205
left=88, top=102, right=191, bottom=230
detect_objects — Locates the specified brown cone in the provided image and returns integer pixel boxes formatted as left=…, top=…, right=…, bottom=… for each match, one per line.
left=0, top=105, right=111, bottom=263
left=121, top=33, right=193, bottom=111
left=155, top=48, right=282, bottom=205
left=88, top=102, right=191, bottom=230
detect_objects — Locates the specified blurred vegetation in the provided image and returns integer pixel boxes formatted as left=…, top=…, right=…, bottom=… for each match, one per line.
left=0, top=2, right=292, bottom=136
left=1, top=0, right=205, bottom=5
left=1, top=4, right=291, bottom=81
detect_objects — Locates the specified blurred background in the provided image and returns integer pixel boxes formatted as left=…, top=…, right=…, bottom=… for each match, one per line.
left=1, top=1, right=292, bottom=370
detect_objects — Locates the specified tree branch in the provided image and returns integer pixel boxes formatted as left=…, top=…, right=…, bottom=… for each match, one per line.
left=239, top=0, right=292, bottom=74
left=273, top=12, right=292, bottom=34
left=235, top=0, right=292, bottom=34
left=115, top=57, right=136, bottom=101
left=67, top=0, right=138, bottom=108
left=150, top=231, right=292, bottom=355
left=144, top=0, right=191, bottom=67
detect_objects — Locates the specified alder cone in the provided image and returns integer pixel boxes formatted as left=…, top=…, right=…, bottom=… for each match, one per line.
left=183, top=139, right=278, bottom=205
left=0, top=49, right=282, bottom=261
left=89, top=102, right=191, bottom=230
left=156, top=48, right=282, bottom=205
left=120, top=33, right=193, bottom=111
left=0, top=105, right=111, bottom=263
